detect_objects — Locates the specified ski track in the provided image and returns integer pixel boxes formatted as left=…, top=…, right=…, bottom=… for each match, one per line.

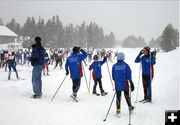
left=0, top=48, right=179, bottom=125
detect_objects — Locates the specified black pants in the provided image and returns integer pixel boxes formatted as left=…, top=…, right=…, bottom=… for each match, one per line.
left=142, top=75, right=150, bottom=99
left=72, top=79, right=81, bottom=94
left=93, top=78, right=104, bottom=93
left=116, top=91, right=131, bottom=110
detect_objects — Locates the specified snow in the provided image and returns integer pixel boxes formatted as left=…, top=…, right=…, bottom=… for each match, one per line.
left=0, top=26, right=17, bottom=37
left=0, top=48, right=179, bottom=125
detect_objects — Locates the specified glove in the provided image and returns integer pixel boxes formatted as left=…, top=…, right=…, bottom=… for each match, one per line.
left=104, top=56, right=107, bottom=61
left=66, top=71, right=69, bottom=75
left=130, top=82, right=135, bottom=92
left=138, top=50, right=143, bottom=56
left=89, top=65, right=92, bottom=70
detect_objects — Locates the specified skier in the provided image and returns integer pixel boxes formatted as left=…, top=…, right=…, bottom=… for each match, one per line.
left=23, top=52, right=31, bottom=65
left=65, top=46, right=87, bottom=100
left=54, top=51, right=63, bottom=69
left=89, top=55, right=108, bottom=96
left=4, top=52, right=19, bottom=80
left=43, top=52, right=50, bottom=75
left=135, top=46, right=156, bottom=103
left=112, top=52, right=135, bottom=116
left=4, top=51, right=10, bottom=71
left=30, top=36, right=45, bottom=98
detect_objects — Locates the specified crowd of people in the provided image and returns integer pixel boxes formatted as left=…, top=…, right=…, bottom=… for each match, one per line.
left=0, top=36, right=158, bottom=116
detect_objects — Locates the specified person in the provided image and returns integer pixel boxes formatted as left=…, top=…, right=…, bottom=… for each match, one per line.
left=5, top=52, right=19, bottom=80
left=54, top=51, right=63, bottom=69
left=65, top=46, right=87, bottom=100
left=89, top=55, right=108, bottom=96
left=135, top=46, right=156, bottom=103
left=151, top=49, right=157, bottom=60
left=112, top=52, right=135, bottom=115
left=43, top=52, right=50, bottom=75
left=4, top=51, right=10, bottom=71
left=30, top=36, right=45, bottom=98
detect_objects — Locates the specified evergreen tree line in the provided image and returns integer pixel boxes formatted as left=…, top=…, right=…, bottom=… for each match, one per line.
left=2, top=16, right=116, bottom=48
left=1, top=17, right=179, bottom=52
left=119, top=23, right=179, bottom=52
left=149, top=24, right=179, bottom=52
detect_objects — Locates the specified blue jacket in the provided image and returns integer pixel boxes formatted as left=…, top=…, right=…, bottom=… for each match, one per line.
left=112, top=61, right=133, bottom=91
left=5, top=55, right=16, bottom=67
left=65, top=49, right=87, bottom=79
left=30, top=44, right=45, bottom=66
left=89, top=59, right=106, bottom=80
left=135, top=55, right=156, bottom=76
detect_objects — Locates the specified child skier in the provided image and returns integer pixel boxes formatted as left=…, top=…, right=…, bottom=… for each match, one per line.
left=89, top=55, right=108, bottom=96
left=65, top=46, right=87, bottom=100
left=135, top=46, right=156, bottom=103
left=5, top=52, right=19, bottom=80
left=112, top=52, right=135, bottom=115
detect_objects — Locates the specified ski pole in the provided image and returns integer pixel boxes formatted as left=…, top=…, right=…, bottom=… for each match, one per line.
left=82, top=62, right=89, bottom=92
left=128, top=89, right=132, bottom=125
left=106, top=62, right=115, bottom=91
left=88, top=70, right=92, bottom=93
left=51, top=75, right=67, bottom=102
left=103, top=92, right=116, bottom=122
left=150, top=52, right=152, bottom=103
left=134, top=61, right=142, bottom=103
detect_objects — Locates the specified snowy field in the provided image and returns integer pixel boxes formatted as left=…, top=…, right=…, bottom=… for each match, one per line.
left=0, top=48, right=179, bottom=125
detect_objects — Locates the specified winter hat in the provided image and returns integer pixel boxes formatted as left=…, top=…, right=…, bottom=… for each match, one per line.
left=144, top=46, right=150, bottom=53
left=73, top=46, right=80, bottom=53
left=93, top=55, right=99, bottom=60
left=117, top=52, right=125, bottom=61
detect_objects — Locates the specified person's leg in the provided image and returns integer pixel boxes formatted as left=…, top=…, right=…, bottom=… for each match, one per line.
left=142, top=75, right=149, bottom=100
left=124, top=90, right=131, bottom=107
left=12, top=65, right=18, bottom=78
left=116, top=91, right=121, bottom=113
left=32, top=66, right=42, bottom=96
left=97, top=78, right=104, bottom=93
left=38, top=65, right=43, bottom=96
left=8, top=65, right=11, bottom=80
left=93, top=80, right=98, bottom=93
left=72, top=79, right=81, bottom=96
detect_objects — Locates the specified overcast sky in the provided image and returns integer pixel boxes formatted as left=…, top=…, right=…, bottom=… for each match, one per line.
left=0, top=1, right=179, bottom=42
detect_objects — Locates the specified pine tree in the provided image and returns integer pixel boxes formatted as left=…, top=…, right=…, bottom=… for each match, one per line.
left=160, top=24, right=179, bottom=52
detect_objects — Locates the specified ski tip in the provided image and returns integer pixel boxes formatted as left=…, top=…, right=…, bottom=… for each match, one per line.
left=103, top=119, right=106, bottom=122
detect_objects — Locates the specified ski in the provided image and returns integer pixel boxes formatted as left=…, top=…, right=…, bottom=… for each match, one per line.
left=114, top=113, right=121, bottom=118
left=143, top=100, right=151, bottom=104
left=139, top=99, right=146, bottom=103
left=93, top=93, right=100, bottom=96
left=101, top=92, right=108, bottom=96
left=70, top=95, right=78, bottom=102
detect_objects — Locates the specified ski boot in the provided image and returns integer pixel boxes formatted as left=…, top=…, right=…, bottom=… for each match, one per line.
left=129, top=106, right=135, bottom=111
left=116, top=109, right=121, bottom=118
left=101, top=92, right=108, bottom=96
left=92, top=91, right=100, bottom=96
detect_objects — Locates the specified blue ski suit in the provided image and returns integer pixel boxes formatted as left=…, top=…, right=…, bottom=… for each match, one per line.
left=65, top=49, right=87, bottom=94
left=135, top=54, right=156, bottom=100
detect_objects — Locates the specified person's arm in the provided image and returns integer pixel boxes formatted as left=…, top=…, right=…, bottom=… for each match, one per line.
left=65, top=59, right=69, bottom=75
left=78, top=49, right=87, bottom=61
left=135, top=50, right=143, bottom=63
left=126, top=64, right=132, bottom=83
left=151, top=56, right=156, bottom=65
